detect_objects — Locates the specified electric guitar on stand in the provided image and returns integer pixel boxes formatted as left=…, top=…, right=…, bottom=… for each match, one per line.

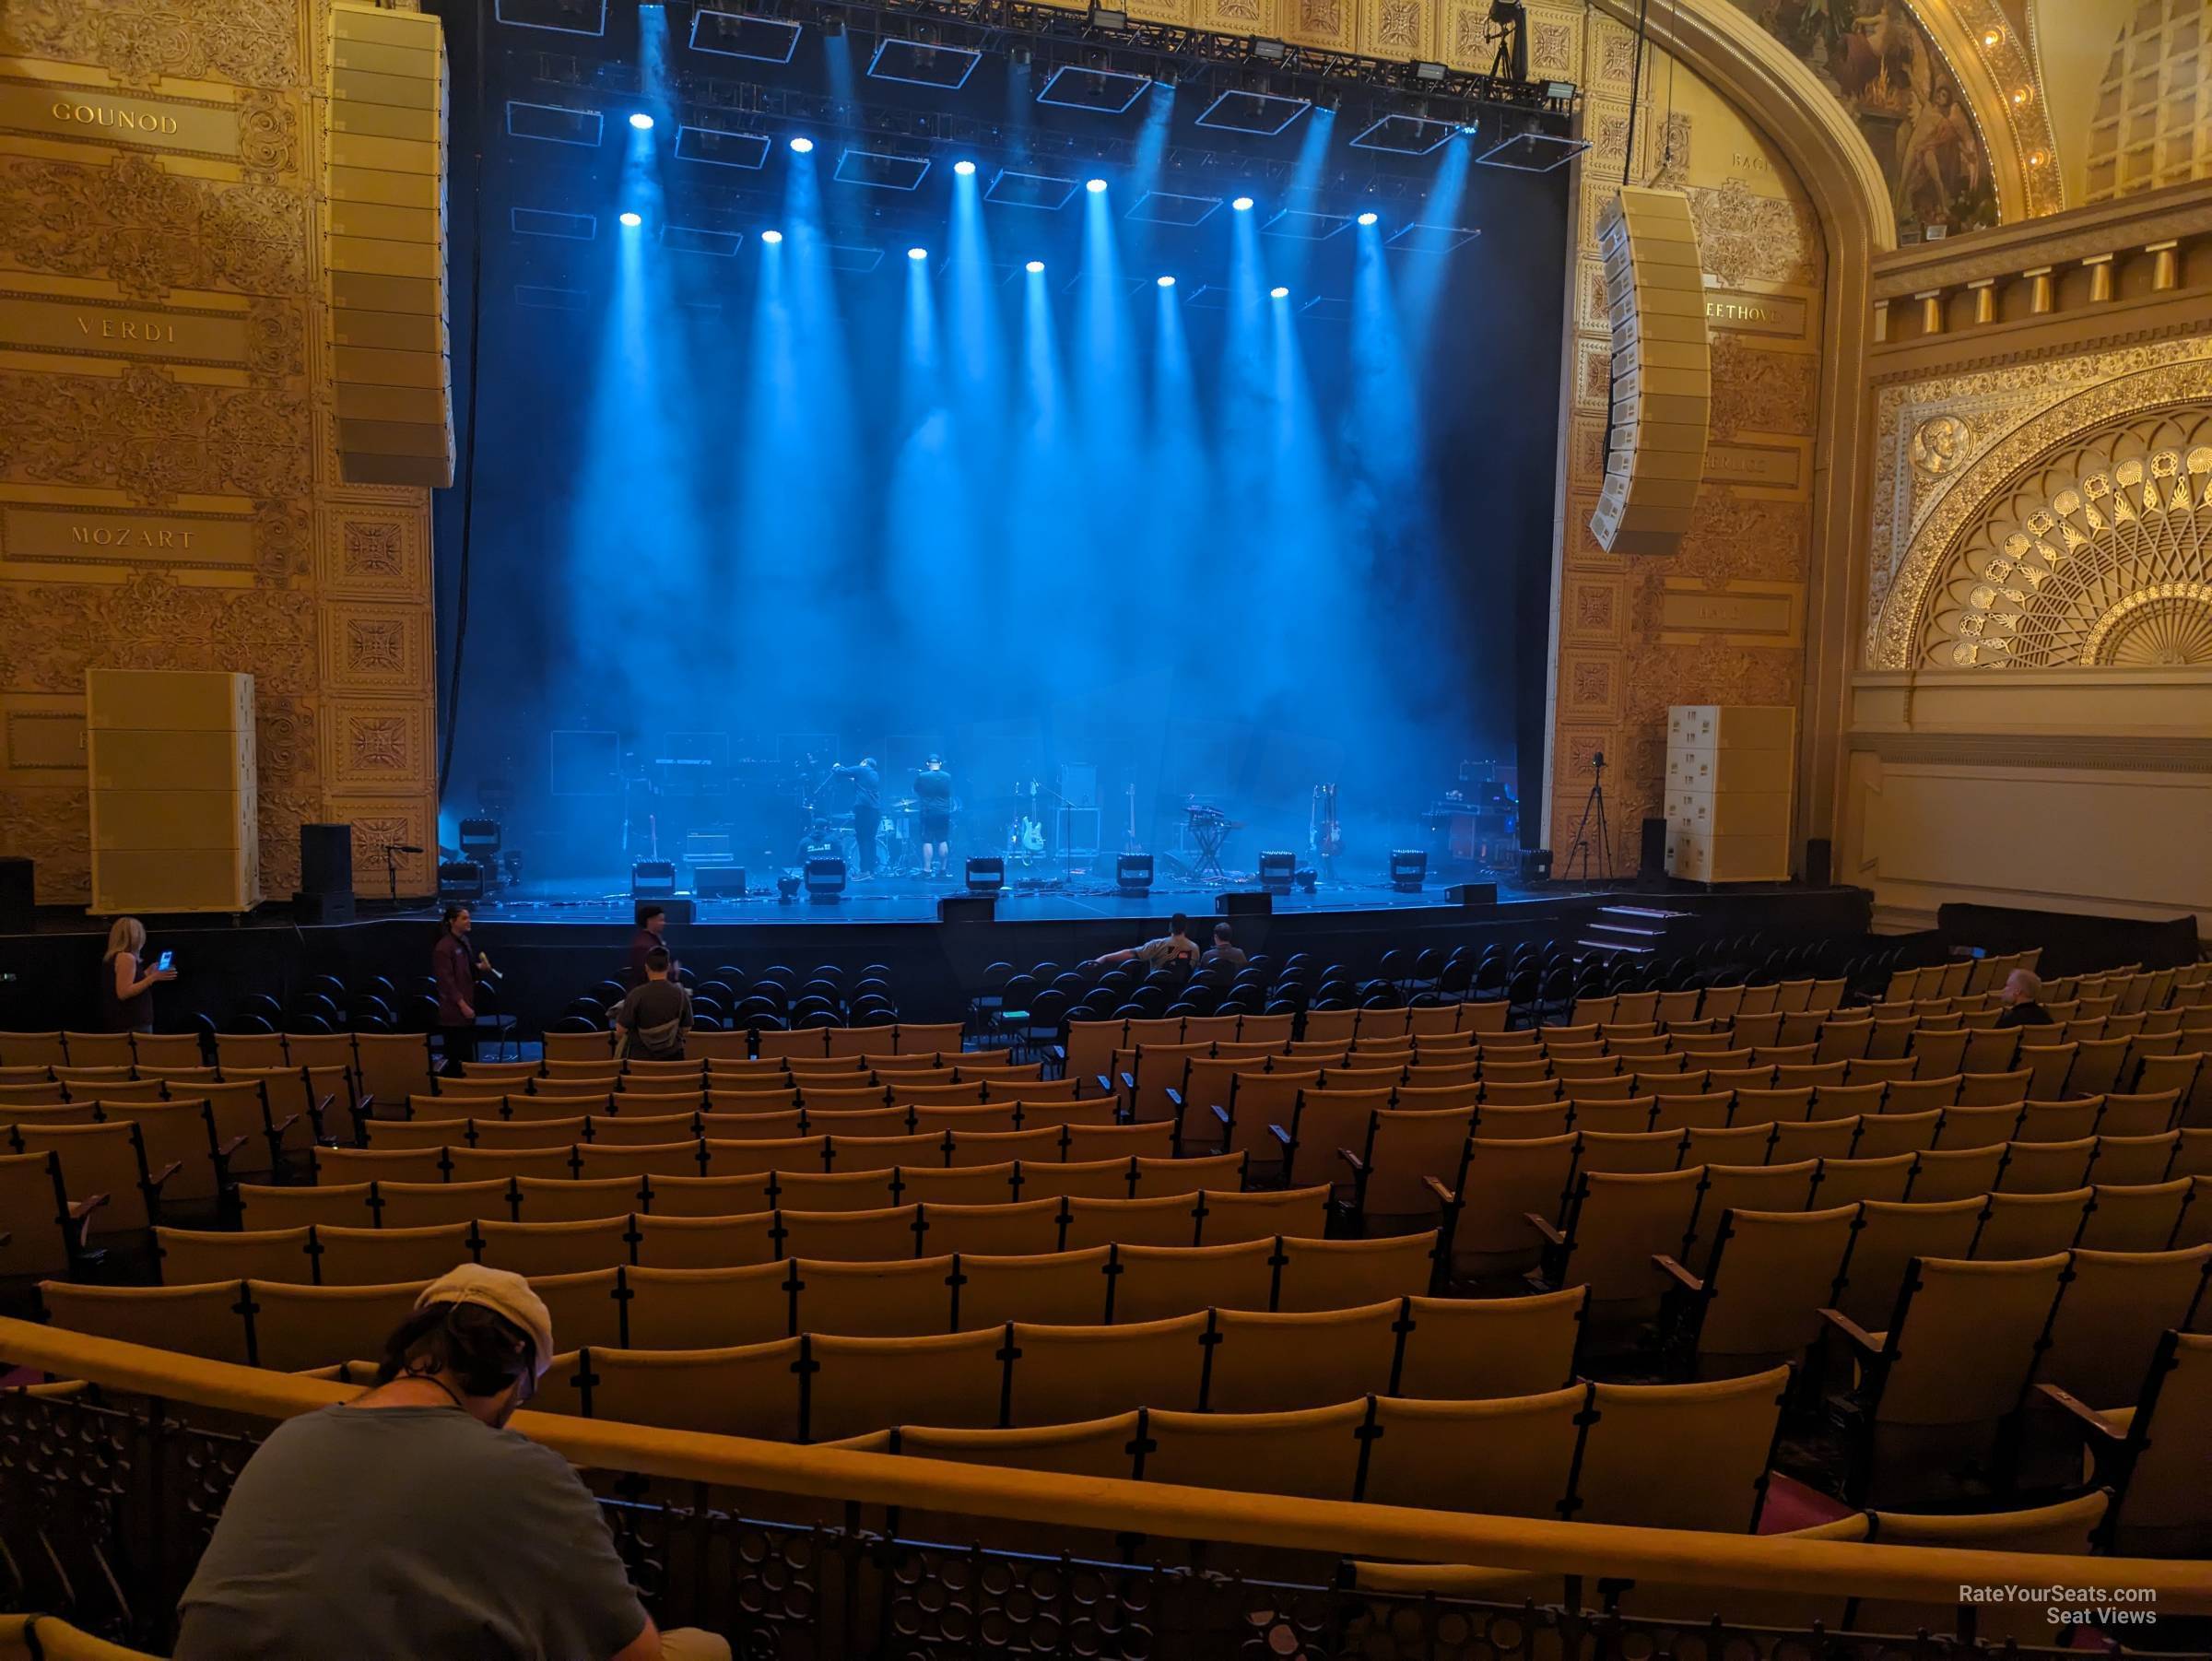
left=1124, top=783, right=1142, bottom=854
left=1009, top=780, right=1046, bottom=858
left=1312, top=783, right=1342, bottom=881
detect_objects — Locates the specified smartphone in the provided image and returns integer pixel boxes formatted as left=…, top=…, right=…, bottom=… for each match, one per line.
left=156, top=950, right=175, bottom=972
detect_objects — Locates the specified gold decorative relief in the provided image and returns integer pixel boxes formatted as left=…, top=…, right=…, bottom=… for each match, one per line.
left=2, top=0, right=440, bottom=906
left=1910, top=413, right=1970, bottom=475
left=0, top=156, right=310, bottom=300
left=1707, top=336, right=1819, bottom=437
left=0, top=0, right=305, bottom=90
left=1916, top=409, right=2212, bottom=667
left=0, top=784, right=90, bottom=901
left=1688, top=180, right=1823, bottom=289
left=0, top=364, right=310, bottom=504
left=318, top=601, right=428, bottom=692
left=1565, top=576, right=1625, bottom=642
left=0, top=572, right=315, bottom=695
left=254, top=692, right=318, bottom=783
left=333, top=798, right=436, bottom=896
left=1868, top=342, right=2212, bottom=666
left=324, top=698, right=429, bottom=790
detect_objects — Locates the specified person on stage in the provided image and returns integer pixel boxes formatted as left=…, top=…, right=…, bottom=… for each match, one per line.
left=832, top=757, right=880, bottom=879
left=914, top=754, right=954, bottom=878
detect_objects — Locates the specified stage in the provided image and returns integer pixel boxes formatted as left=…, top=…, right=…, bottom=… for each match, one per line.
left=455, top=870, right=1540, bottom=926
left=0, top=883, right=1882, bottom=1034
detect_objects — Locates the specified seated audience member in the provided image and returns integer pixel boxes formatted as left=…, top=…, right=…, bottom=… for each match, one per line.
left=614, top=947, right=693, bottom=1058
left=1201, top=922, right=1248, bottom=971
left=1994, top=968, right=2056, bottom=1029
left=1088, top=913, right=1199, bottom=971
left=174, top=1266, right=729, bottom=1661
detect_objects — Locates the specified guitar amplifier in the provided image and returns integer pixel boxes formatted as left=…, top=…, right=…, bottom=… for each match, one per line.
left=1055, top=807, right=1100, bottom=856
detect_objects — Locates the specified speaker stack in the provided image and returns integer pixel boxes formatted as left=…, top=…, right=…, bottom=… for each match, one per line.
left=1662, top=705, right=1795, bottom=884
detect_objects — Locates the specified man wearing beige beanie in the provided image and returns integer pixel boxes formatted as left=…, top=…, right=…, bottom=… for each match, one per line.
left=175, top=1265, right=730, bottom=1661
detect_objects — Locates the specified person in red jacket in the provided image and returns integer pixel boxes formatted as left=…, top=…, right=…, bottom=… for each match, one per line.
left=432, top=904, right=481, bottom=1077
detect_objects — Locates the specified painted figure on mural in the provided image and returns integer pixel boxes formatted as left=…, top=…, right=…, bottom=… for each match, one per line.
left=1736, top=0, right=1996, bottom=239
left=1897, top=83, right=1984, bottom=226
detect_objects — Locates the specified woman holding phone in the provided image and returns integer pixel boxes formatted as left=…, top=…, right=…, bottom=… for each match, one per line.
left=100, top=915, right=176, bottom=1033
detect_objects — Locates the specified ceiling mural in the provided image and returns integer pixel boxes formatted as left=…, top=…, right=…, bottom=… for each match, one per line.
left=1732, top=1, right=2000, bottom=240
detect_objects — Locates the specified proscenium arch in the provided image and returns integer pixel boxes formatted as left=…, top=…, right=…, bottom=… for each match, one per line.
left=1587, top=0, right=1893, bottom=867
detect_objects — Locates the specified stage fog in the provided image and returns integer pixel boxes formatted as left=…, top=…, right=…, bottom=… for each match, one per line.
left=434, top=4, right=1570, bottom=887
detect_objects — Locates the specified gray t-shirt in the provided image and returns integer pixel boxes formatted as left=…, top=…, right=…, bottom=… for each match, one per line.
left=175, top=1404, right=646, bottom=1661
left=1134, top=934, right=1196, bottom=969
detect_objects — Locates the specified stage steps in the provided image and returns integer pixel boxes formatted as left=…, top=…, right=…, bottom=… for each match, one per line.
left=1577, top=904, right=1691, bottom=957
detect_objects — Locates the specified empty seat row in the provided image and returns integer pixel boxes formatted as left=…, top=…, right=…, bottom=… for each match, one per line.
left=395, top=1079, right=1094, bottom=1122
left=458, top=1053, right=1032, bottom=1084
left=816, top=1365, right=1795, bottom=1537
left=546, top=1022, right=964, bottom=1064
left=312, top=1121, right=1179, bottom=1184
left=1664, top=1197, right=2211, bottom=1399
left=249, top=1154, right=1258, bottom=1229
left=44, top=1235, right=1444, bottom=1378
left=369, top=1099, right=1117, bottom=1150
left=1439, top=1135, right=2212, bottom=1282
left=187, top=1186, right=1342, bottom=1277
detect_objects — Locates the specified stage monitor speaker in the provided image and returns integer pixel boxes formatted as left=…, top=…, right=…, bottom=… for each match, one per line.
left=938, top=895, right=995, bottom=924
left=300, top=823, right=354, bottom=895
left=0, top=857, right=32, bottom=931
left=630, top=859, right=677, bottom=899
left=1216, top=891, right=1272, bottom=917
left=1639, top=816, right=1667, bottom=881
left=438, top=861, right=485, bottom=902
left=1446, top=882, right=1498, bottom=906
left=694, top=866, right=747, bottom=898
left=1805, top=837, right=1832, bottom=888
left=292, top=889, right=356, bottom=926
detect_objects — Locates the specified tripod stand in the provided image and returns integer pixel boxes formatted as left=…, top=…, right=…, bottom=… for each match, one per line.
left=1564, top=751, right=1611, bottom=881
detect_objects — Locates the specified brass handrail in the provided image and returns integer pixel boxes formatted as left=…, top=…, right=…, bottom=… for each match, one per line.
left=4, top=1316, right=2206, bottom=1610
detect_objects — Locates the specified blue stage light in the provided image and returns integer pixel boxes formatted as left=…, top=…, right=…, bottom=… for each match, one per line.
left=907, top=246, right=928, bottom=261
left=629, top=112, right=654, bottom=130
left=789, top=135, right=814, bottom=153
left=954, top=159, right=977, bottom=176
left=1026, top=259, right=1044, bottom=273
left=1231, top=194, right=1253, bottom=211
left=1085, top=177, right=1107, bottom=193
left=1156, top=274, right=1174, bottom=288
left=1357, top=210, right=1379, bottom=226
left=1270, top=285, right=1288, bottom=298
left=760, top=229, right=783, bottom=244
left=618, top=210, right=642, bottom=227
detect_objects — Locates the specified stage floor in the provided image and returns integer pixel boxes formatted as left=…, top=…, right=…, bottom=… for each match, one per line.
left=459, top=871, right=1547, bottom=926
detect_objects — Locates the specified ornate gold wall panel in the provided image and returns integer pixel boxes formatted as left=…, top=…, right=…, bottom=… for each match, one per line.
left=1544, top=14, right=1828, bottom=874
left=1865, top=336, right=2212, bottom=667
left=0, top=0, right=441, bottom=905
